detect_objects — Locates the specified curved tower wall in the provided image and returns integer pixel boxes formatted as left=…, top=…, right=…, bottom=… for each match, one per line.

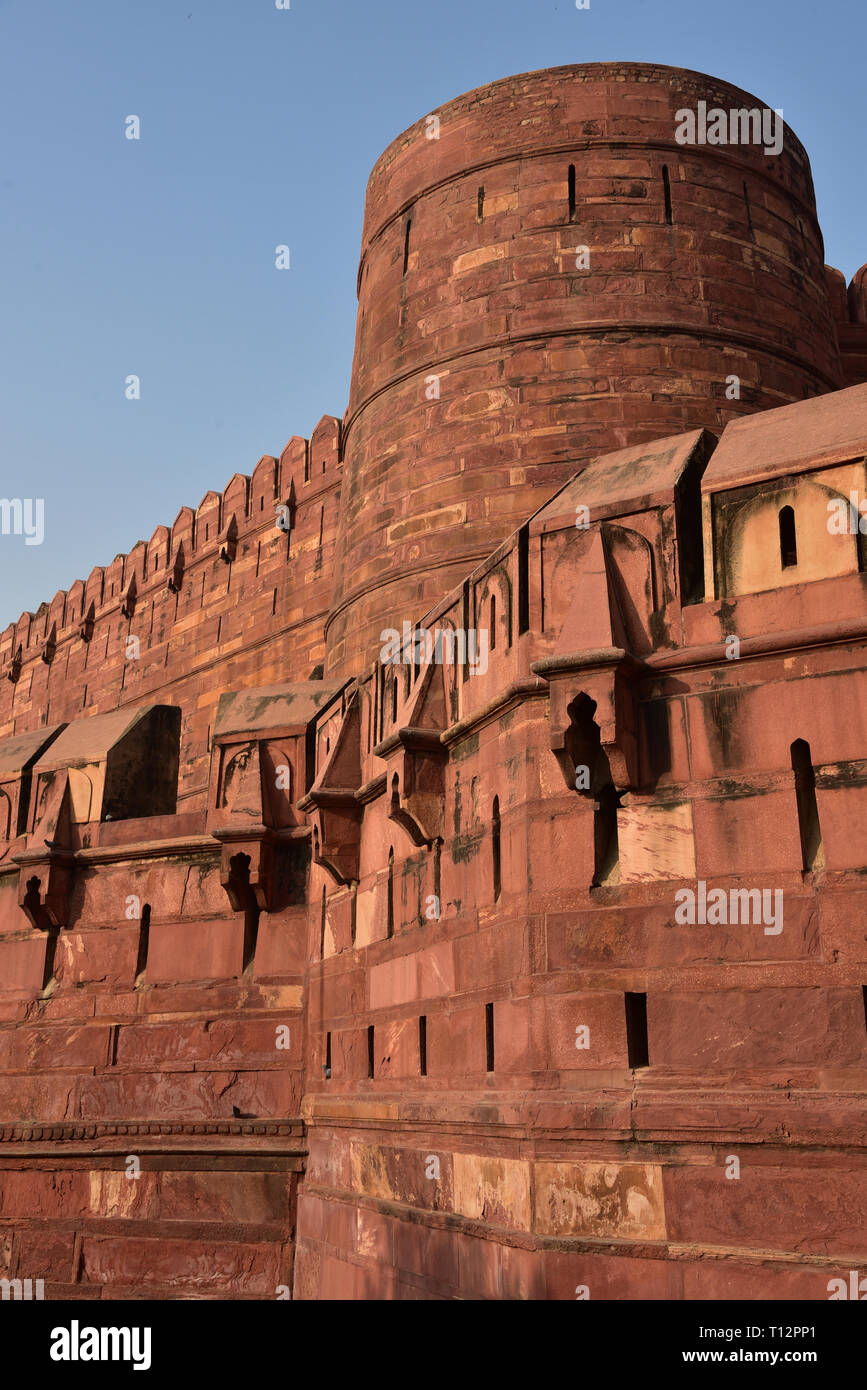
left=326, top=62, right=842, bottom=677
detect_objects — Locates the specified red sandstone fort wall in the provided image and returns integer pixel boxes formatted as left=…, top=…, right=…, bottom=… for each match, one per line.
left=295, top=409, right=867, bottom=1298
left=327, top=63, right=846, bottom=678
left=0, top=63, right=865, bottom=1303
left=0, top=418, right=342, bottom=807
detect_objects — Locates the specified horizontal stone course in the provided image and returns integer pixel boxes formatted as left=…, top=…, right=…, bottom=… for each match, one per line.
left=0, top=59, right=865, bottom=1303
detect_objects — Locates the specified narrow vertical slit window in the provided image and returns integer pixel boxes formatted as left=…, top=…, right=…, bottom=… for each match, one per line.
left=568, top=164, right=577, bottom=222
left=779, top=505, right=797, bottom=568
left=625, top=992, right=649, bottom=1068
left=477, top=185, right=485, bottom=221
left=419, top=1016, right=427, bottom=1076
left=324, top=1031, right=332, bottom=1079
left=367, top=1024, right=375, bottom=1078
left=134, top=904, right=151, bottom=987
left=433, top=838, right=441, bottom=914
left=791, top=739, right=824, bottom=871
left=320, top=885, right=327, bottom=959
left=243, top=902, right=260, bottom=976
left=41, top=925, right=59, bottom=994
left=662, top=165, right=673, bottom=224
left=403, top=217, right=412, bottom=276
left=743, top=181, right=755, bottom=240
left=387, top=847, right=395, bottom=938
left=485, top=1002, right=495, bottom=1072
left=593, top=784, right=622, bottom=886
left=489, top=594, right=496, bottom=651
left=517, top=524, right=530, bottom=634
left=492, top=796, right=501, bottom=903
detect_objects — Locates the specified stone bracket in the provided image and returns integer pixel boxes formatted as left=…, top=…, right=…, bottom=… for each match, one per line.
left=14, top=849, right=74, bottom=931
left=532, top=648, right=646, bottom=791
left=374, top=727, right=447, bottom=847
left=14, top=765, right=73, bottom=928
left=298, top=789, right=360, bottom=887
left=212, top=827, right=277, bottom=913
left=298, top=690, right=363, bottom=885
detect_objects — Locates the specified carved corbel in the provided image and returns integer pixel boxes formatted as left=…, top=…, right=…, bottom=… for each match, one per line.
left=17, top=855, right=74, bottom=931
left=14, top=768, right=74, bottom=929
left=302, top=792, right=360, bottom=886
left=371, top=658, right=448, bottom=846
left=208, top=739, right=279, bottom=911
left=532, top=649, right=644, bottom=792
left=375, top=729, right=446, bottom=847
left=531, top=525, right=648, bottom=792
left=298, top=692, right=362, bottom=885
left=213, top=830, right=277, bottom=913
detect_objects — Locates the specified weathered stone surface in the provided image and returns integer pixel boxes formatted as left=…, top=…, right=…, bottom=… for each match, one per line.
left=0, top=59, right=864, bottom=1302
left=534, top=1161, right=666, bottom=1240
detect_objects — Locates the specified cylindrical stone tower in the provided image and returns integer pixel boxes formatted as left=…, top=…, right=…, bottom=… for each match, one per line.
left=325, top=61, right=843, bottom=678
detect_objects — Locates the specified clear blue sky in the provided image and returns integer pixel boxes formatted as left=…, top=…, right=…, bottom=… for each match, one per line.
left=1, top=0, right=863, bottom=629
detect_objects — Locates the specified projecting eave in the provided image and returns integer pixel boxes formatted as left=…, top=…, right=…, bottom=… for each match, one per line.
left=701, top=381, right=867, bottom=494
left=529, top=429, right=711, bottom=536
left=213, top=682, right=346, bottom=739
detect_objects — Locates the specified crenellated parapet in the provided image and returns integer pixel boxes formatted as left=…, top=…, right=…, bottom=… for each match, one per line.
left=0, top=62, right=866, bottom=1302
left=825, top=261, right=867, bottom=388
left=0, top=417, right=344, bottom=806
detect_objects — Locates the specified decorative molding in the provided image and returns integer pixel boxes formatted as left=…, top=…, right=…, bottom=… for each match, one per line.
left=0, top=1117, right=306, bottom=1145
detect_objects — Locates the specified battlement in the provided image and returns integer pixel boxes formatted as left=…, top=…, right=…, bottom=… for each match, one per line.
left=0, top=416, right=343, bottom=806
left=826, top=262, right=867, bottom=387
left=1, top=416, right=342, bottom=669
left=0, top=62, right=865, bottom=1305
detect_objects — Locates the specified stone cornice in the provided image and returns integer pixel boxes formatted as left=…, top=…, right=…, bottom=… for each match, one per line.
left=0, top=1117, right=307, bottom=1156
